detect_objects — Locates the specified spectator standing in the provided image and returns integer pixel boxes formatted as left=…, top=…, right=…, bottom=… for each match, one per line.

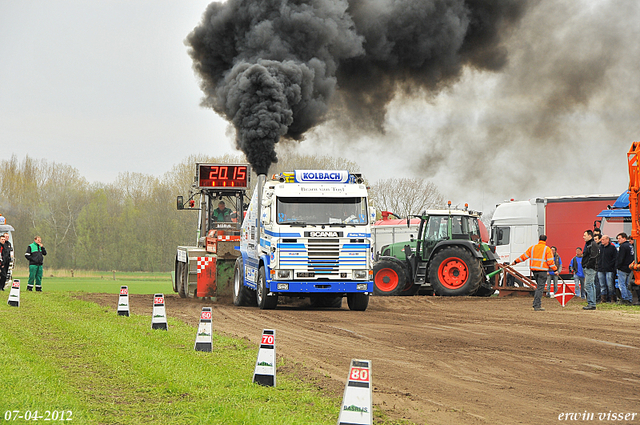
left=511, top=235, right=558, bottom=311
left=1, top=233, right=11, bottom=288
left=597, top=235, right=618, bottom=303
left=545, top=246, right=562, bottom=297
left=593, top=234, right=602, bottom=301
left=25, top=236, right=47, bottom=292
left=569, top=247, right=585, bottom=298
left=615, top=233, right=634, bottom=305
left=582, top=230, right=599, bottom=310
left=0, top=235, right=9, bottom=290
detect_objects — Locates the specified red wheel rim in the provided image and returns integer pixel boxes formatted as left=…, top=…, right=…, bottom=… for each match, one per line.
left=438, top=257, right=468, bottom=289
left=375, top=268, right=399, bottom=292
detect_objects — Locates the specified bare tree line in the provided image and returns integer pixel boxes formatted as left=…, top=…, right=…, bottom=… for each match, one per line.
left=0, top=153, right=444, bottom=271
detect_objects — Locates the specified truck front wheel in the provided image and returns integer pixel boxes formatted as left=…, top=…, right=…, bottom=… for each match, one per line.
left=256, top=266, right=277, bottom=310
left=429, top=247, right=482, bottom=296
left=347, top=293, right=369, bottom=311
left=233, top=258, right=255, bottom=306
left=373, top=260, right=407, bottom=296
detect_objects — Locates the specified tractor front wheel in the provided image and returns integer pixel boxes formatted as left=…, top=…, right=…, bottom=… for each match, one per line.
left=373, top=260, right=407, bottom=296
left=429, top=247, right=482, bottom=296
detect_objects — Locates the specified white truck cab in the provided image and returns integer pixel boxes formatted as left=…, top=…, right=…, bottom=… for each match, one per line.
left=235, top=170, right=373, bottom=310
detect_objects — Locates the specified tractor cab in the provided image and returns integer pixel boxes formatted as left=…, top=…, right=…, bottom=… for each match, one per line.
left=380, top=210, right=485, bottom=261
left=174, top=163, right=251, bottom=299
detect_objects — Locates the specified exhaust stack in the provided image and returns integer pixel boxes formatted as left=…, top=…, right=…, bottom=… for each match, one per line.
left=256, top=174, right=267, bottom=247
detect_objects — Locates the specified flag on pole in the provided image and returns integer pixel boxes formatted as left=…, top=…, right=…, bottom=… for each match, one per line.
left=554, top=281, right=574, bottom=307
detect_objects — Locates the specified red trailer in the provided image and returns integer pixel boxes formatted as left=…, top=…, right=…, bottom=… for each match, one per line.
left=491, top=195, right=619, bottom=278
left=545, top=197, right=619, bottom=274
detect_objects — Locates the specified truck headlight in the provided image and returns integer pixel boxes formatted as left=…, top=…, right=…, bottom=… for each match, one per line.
left=352, top=270, right=368, bottom=279
left=356, top=283, right=368, bottom=290
left=277, top=270, right=292, bottom=279
left=277, top=283, right=289, bottom=290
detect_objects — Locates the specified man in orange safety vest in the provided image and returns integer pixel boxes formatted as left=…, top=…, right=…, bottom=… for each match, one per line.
left=510, top=235, right=558, bottom=311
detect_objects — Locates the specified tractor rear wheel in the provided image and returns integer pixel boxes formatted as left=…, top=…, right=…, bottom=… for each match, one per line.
left=473, top=285, right=495, bottom=297
left=429, top=247, right=482, bottom=296
left=473, top=261, right=497, bottom=297
left=373, top=260, right=407, bottom=296
left=399, top=282, right=421, bottom=296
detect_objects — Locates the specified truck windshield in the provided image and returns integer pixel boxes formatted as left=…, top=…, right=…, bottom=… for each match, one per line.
left=276, top=197, right=368, bottom=225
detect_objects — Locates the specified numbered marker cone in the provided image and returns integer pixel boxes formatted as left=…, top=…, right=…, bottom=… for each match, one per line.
left=253, top=329, right=276, bottom=387
left=337, top=359, right=372, bottom=425
left=194, top=307, right=213, bottom=352
left=117, top=285, right=130, bottom=317
left=7, top=279, right=20, bottom=307
left=151, top=293, right=168, bottom=330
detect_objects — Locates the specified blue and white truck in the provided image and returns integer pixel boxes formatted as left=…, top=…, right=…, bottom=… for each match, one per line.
left=233, top=170, right=373, bottom=310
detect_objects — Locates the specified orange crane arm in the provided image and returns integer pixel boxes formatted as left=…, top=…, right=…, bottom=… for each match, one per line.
left=627, top=142, right=640, bottom=277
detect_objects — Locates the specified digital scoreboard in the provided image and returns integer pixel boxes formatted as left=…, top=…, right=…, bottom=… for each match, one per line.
left=197, top=164, right=250, bottom=189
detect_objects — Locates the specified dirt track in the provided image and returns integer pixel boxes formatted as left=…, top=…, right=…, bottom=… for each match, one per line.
left=84, top=293, right=640, bottom=424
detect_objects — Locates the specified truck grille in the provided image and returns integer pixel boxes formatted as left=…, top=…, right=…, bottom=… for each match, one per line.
left=307, top=238, right=339, bottom=275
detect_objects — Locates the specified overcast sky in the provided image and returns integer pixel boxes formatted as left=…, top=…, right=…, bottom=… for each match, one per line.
left=1, top=1, right=638, bottom=214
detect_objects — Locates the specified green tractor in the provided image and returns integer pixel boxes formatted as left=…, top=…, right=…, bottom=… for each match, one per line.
left=373, top=207, right=499, bottom=296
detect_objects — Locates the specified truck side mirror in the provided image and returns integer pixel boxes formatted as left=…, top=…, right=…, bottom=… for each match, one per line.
left=177, top=196, right=184, bottom=210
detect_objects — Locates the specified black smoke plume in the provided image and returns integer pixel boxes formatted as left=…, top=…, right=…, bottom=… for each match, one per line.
left=187, top=0, right=528, bottom=174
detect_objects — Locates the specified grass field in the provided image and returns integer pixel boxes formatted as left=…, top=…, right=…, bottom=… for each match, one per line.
left=9, top=267, right=173, bottom=294
left=0, top=289, right=346, bottom=424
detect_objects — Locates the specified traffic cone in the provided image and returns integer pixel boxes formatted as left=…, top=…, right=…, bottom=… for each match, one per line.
left=117, top=285, right=130, bottom=317
left=253, top=329, right=276, bottom=387
left=7, top=280, right=20, bottom=307
left=337, top=359, right=372, bottom=425
left=151, top=293, right=168, bottom=330
left=194, top=307, right=213, bottom=352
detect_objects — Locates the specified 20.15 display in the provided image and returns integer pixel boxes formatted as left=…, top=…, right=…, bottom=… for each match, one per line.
left=198, top=164, right=250, bottom=189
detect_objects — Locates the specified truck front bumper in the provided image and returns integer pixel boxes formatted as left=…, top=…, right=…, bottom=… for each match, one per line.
left=267, top=281, right=373, bottom=293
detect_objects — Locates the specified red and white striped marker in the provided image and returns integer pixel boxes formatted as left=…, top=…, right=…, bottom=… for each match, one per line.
left=7, top=279, right=20, bottom=307
left=117, top=286, right=130, bottom=317
left=338, top=359, right=372, bottom=425
left=253, top=329, right=276, bottom=387
left=151, top=293, right=168, bottom=330
left=194, top=307, right=213, bottom=352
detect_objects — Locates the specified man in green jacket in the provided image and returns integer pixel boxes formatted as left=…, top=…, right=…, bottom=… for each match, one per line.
left=25, top=236, right=47, bottom=292
left=212, top=201, right=232, bottom=222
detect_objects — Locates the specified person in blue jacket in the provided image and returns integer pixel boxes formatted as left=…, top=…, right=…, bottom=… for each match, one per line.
left=569, top=247, right=585, bottom=298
